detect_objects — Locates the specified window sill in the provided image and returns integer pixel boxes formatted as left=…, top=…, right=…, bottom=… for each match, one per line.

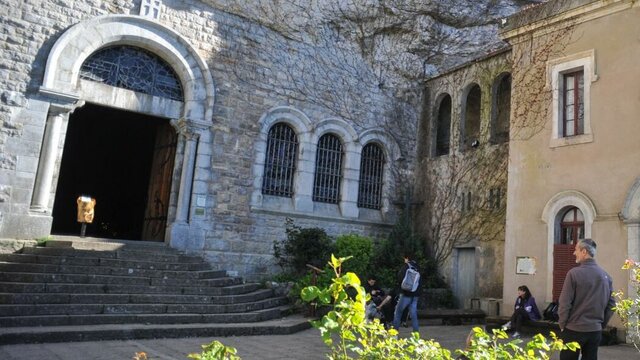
left=549, top=133, right=593, bottom=148
left=250, top=205, right=395, bottom=227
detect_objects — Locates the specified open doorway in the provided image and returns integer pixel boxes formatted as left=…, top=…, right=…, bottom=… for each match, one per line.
left=51, top=104, right=176, bottom=241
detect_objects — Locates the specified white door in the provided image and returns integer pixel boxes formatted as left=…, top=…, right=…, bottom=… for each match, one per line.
left=455, top=248, right=476, bottom=308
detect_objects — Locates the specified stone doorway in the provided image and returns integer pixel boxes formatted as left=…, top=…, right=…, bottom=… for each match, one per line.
left=51, top=104, right=176, bottom=241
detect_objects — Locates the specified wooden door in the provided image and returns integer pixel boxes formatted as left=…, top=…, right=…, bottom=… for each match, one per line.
left=553, top=244, right=578, bottom=301
left=142, top=123, right=177, bottom=241
left=455, top=248, right=477, bottom=308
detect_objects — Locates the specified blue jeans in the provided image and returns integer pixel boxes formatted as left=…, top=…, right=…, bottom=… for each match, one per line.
left=393, top=294, right=419, bottom=331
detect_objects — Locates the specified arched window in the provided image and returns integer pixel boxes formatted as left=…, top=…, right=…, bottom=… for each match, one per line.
left=262, top=123, right=298, bottom=197
left=492, top=74, right=511, bottom=143
left=560, top=207, right=584, bottom=244
left=462, top=84, right=481, bottom=150
left=435, top=94, right=451, bottom=156
left=313, top=134, right=343, bottom=204
left=357, top=143, right=385, bottom=209
left=80, top=45, right=183, bottom=101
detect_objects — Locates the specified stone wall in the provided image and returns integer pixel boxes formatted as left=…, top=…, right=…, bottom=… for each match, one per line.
left=0, top=0, right=406, bottom=278
left=413, top=50, right=511, bottom=304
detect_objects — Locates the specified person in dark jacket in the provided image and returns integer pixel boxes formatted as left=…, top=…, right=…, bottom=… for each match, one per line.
left=558, top=238, right=615, bottom=360
left=392, top=252, right=420, bottom=332
left=502, top=285, right=541, bottom=338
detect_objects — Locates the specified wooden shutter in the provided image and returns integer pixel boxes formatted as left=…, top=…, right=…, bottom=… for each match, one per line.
left=552, top=244, right=579, bottom=301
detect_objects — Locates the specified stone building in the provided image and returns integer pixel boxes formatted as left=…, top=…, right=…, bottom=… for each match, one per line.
left=0, top=0, right=406, bottom=278
left=415, top=49, right=511, bottom=309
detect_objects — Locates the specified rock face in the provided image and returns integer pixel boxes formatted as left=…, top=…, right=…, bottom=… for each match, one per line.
left=0, top=0, right=536, bottom=279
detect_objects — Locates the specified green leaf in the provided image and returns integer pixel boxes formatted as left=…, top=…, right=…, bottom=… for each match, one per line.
left=301, top=286, right=320, bottom=302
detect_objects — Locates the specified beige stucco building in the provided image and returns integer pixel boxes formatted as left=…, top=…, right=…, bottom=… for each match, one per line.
left=500, top=0, right=640, bottom=328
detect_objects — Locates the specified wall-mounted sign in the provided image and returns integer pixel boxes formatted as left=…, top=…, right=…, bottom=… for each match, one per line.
left=516, top=256, right=536, bottom=275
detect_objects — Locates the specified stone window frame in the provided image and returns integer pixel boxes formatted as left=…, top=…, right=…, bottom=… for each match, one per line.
left=251, top=107, right=399, bottom=221
left=547, top=50, right=597, bottom=148
left=541, top=190, right=597, bottom=302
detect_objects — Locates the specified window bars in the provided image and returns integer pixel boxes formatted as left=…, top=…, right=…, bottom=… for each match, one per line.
left=313, top=134, right=344, bottom=204
left=357, top=143, right=384, bottom=209
left=262, top=123, right=298, bottom=197
left=80, top=46, right=183, bottom=101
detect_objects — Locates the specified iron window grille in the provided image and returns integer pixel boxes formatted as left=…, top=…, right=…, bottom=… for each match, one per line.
left=262, top=123, right=298, bottom=197
left=562, top=70, right=584, bottom=137
left=313, top=134, right=344, bottom=204
left=80, top=45, right=183, bottom=101
left=357, top=143, right=385, bottom=209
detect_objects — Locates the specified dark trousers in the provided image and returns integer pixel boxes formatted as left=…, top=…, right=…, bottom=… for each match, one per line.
left=560, top=328, right=602, bottom=360
left=510, top=307, right=530, bottom=332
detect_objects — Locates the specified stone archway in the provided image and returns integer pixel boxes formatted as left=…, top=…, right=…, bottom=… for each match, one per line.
left=622, top=177, right=640, bottom=268
left=32, top=15, right=215, bottom=246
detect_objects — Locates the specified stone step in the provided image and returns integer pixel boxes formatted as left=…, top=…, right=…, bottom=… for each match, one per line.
left=20, top=246, right=203, bottom=263
left=0, top=281, right=262, bottom=296
left=0, top=261, right=225, bottom=280
left=0, top=253, right=211, bottom=271
left=0, top=288, right=275, bottom=305
left=0, top=297, right=288, bottom=316
left=0, top=305, right=291, bottom=327
left=43, top=238, right=179, bottom=252
left=0, top=314, right=312, bottom=344
left=0, top=237, right=299, bottom=344
left=0, top=271, right=242, bottom=287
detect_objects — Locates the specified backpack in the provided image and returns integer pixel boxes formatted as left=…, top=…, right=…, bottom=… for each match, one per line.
left=542, top=302, right=559, bottom=322
left=401, top=264, right=421, bottom=292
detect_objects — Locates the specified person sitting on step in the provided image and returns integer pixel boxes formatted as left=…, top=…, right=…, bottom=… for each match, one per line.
left=502, top=285, right=541, bottom=338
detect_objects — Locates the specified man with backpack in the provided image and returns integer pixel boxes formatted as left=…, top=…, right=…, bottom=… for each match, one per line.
left=392, top=252, right=421, bottom=332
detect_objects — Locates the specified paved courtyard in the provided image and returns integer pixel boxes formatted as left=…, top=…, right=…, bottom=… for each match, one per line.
left=1, top=323, right=638, bottom=360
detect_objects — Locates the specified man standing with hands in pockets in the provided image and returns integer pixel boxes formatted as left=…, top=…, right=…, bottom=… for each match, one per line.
left=558, top=238, right=616, bottom=360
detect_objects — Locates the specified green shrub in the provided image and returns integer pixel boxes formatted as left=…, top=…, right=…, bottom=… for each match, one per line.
left=369, top=218, right=448, bottom=290
left=614, top=259, right=640, bottom=352
left=334, top=234, right=372, bottom=279
left=301, top=255, right=578, bottom=360
left=273, top=218, right=334, bottom=272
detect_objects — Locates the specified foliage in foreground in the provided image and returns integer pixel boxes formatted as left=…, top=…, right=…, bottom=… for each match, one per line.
left=614, top=259, right=640, bottom=352
left=300, top=255, right=577, bottom=360
left=187, top=340, right=241, bottom=360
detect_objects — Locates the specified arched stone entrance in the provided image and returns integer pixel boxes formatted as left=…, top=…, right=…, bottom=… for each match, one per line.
left=32, top=15, right=214, bottom=245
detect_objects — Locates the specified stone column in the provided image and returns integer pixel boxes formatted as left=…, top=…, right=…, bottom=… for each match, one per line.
left=30, top=102, right=81, bottom=212
left=174, top=120, right=204, bottom=223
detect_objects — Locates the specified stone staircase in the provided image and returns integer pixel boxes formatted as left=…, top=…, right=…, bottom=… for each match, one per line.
left=0, top=237, right=310, bottom=344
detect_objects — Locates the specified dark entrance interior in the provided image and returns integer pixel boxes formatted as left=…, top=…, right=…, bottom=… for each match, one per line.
left=51, top=104, right=176, bottom=241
